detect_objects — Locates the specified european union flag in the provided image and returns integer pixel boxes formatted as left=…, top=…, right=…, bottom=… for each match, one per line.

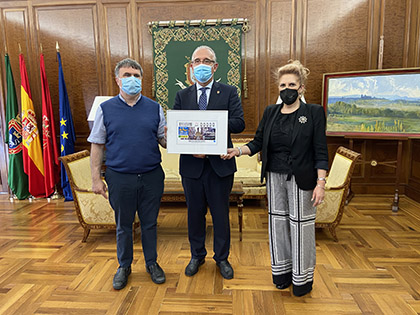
left=58, top=52, right=76, bottom=201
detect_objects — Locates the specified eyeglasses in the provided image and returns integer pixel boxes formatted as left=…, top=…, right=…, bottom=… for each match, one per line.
left=191, top=58, right=215, bottom=66
left=120, top=73, right=141, bottom=78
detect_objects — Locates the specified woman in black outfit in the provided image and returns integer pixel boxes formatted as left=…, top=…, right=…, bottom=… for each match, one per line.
left=223, top=60, right=328, bottom=297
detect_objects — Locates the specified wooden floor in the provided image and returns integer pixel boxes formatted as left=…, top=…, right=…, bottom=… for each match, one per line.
left=1, top=195, right=420, bottom=314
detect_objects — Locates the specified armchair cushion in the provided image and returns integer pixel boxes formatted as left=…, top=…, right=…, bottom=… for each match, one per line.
left=315, top=189, right=345, bottom=223
left=75, top=192, right=115, bottom=225
left=233, top=142, right=265, bottom=188
left=160, top=146, right=180, bottom=180
left=325, top=153, right=353, bottom=189
left=159, top=141, right=266, bottom=201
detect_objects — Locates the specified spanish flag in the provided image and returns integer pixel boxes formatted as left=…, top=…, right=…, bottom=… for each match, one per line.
left=20, top=53, right=46, bottom=198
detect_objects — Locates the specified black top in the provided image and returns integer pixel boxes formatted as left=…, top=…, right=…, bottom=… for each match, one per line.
left=246, top=101, right=329, bottom=190
left=267, top=110, right=297, bottom=174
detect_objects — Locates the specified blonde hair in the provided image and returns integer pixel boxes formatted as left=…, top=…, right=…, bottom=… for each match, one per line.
left=276, top=60, right=310, bottom=93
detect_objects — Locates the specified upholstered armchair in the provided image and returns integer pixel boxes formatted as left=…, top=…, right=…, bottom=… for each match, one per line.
left=60, top=150, right=139, bottom=242
left=233, top=140, right=267, bottom=204
left=315, top=146, right=361, bottom=241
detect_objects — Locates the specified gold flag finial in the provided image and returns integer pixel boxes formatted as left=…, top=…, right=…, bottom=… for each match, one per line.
left=18, top=43, right=22, bottom=54
left=56, top=41, right=60, bottom=52
left=40, top=43, right=43, bottom=54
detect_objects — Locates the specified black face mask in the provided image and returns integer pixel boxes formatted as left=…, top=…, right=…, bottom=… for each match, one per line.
left=280, top=88, right=299, bottom=105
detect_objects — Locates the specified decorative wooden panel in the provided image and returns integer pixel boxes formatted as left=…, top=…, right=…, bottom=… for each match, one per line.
left=405, top=0, right=420, bottom=67
left=305, top=0, right=371, bottom=105
left=35, top=4, right=100, bottom=146
left=410, top=140, right=420, bottom=180
left=267, top=0, right=293, bottom=109
left=3, top=9, right=32, bottom=111
left=407, top=140, right=420, bottom=201
left=103, top=3, right=131, bottom=96
left=382, top=0, right=407, bottom=69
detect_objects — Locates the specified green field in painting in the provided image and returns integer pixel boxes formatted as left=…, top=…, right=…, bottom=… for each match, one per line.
left=327, top=114, right=420, bottom=133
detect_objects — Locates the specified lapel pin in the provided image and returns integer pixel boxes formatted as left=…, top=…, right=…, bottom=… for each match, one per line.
left=298, top=116, right=307, bottom=124
left=217, top=90, right=220, bottom=94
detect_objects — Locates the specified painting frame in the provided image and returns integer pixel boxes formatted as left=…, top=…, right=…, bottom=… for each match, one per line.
left=322, top=68, right=420, bottom=138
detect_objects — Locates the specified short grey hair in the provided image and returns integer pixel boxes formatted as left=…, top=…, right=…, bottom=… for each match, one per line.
left=191, top=46, right=217, bottom=63
left=114, top=58, right=143, bottom=77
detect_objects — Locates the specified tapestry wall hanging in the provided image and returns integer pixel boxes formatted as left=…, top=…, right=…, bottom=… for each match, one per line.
left=149, top=18, right=250, bottom=112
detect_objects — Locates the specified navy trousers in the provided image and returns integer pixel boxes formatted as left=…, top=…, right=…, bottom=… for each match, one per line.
left=105, top=165, right=164, bottom=267
left=182, top=159, right=234, bottom=262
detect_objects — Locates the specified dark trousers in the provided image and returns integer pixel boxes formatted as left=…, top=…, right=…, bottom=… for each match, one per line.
left=105, top=165, right=164, bottom=268
left=182, top=160, right=234, bottom=262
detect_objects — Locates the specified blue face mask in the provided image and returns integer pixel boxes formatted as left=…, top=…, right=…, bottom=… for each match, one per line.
left=193, top=64, right=213, bottom=83
left=120, top=76, right=142, bottom=95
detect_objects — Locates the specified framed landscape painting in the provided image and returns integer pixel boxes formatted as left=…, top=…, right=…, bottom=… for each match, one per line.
left=322, top=68, right=420, bottom=138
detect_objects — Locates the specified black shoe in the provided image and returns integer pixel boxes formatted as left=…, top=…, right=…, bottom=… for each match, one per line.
left=113, top=266, right=131, bottom=290
left=293, top=281, right=313, bottom=297
left=185, top=258, right=205, bottom=276
left=216, top=260, right=234, bottom=279
left=275, top=282, right=292, bottom=290
left=146, top=262, right=166, bottom=284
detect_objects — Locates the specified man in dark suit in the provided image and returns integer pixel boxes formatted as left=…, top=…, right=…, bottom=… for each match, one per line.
left=173, top=46, right=245, bottom=279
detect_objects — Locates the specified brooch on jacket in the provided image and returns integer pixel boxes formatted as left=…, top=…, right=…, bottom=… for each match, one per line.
left=298, top=116, right=308, bottom=124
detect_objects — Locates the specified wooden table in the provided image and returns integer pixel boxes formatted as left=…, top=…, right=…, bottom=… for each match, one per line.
left=162, top=181, right=245, bottom=241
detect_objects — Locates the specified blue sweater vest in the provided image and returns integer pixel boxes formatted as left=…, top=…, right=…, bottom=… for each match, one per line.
left=101, top=95, right=161, bottom=173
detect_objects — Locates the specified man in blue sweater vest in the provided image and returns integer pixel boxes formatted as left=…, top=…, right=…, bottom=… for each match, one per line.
left=88, top=58, right=167, bottom=290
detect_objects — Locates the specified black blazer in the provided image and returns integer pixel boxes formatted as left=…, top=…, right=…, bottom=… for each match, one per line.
left=173, top=81, right=245, bottom=178
left=247, top=101, right=329, bottom=190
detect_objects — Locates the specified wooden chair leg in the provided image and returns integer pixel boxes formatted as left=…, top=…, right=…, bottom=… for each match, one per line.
left=238, top=197, right=243, bottom=241
left=82, top=227, right=90, bottom=242
left=329, top=226, right=338, bottom=242
left=133, top=223, right=141, bottom=242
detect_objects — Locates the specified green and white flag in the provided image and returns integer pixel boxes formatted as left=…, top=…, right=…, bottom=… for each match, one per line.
left=4, top=54, right=29, bottom=199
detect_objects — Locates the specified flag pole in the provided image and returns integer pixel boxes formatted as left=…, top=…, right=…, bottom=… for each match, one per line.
left=5, top=48, right=12, bottom=203
left=52, top=41, right=64, bottom=200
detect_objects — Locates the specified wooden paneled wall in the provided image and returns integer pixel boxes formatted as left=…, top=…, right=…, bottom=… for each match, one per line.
left=1, top=0, right=420, bottom=201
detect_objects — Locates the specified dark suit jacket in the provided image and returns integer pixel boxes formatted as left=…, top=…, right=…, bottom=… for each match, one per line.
left=247, top=101, right=329, bottom=190
left=173, top=81, right=245, bottom=178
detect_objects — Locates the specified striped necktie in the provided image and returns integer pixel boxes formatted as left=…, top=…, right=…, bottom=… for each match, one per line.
left=198, top=87, right=209, bottom=110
